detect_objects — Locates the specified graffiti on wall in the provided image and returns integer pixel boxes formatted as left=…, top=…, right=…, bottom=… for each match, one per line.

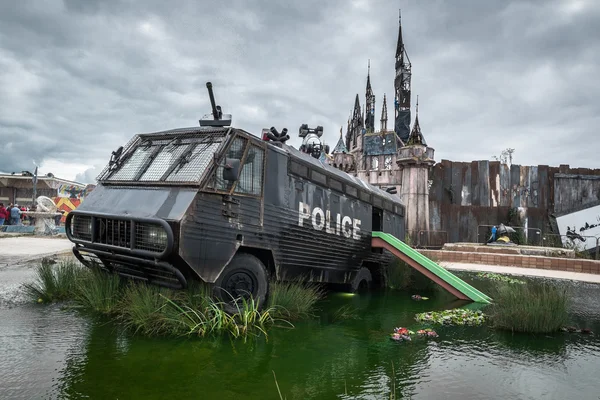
left=555, top=204, right=600, bottom=252
left=57, top=184, right=95, bottom=199
left=53, top=197, right=81, bottom=223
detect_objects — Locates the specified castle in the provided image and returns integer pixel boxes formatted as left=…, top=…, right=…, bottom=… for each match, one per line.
left=327, top=13, right=434, bottom=234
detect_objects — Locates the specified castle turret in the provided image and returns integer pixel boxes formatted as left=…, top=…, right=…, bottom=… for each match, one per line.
left=332, top=126, right=355, bottom=172
left=397, top=97, right=434, bottom=235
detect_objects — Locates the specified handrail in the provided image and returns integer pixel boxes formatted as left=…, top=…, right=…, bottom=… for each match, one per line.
left=477, top=224, right=542, bottom=245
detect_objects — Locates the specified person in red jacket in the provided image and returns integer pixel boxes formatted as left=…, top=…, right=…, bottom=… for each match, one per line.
left=0, top=203, right=8, bottom=226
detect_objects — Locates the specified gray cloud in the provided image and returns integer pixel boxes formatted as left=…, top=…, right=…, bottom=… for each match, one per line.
left=1, top=0, right=598, bottom=182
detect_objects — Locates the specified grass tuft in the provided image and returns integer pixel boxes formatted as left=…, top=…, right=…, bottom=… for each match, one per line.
left=73, top=267, right=123, bottom=315
left=22, top=259, right=85, bottom=303
left=119, top=283, right=174, bottom=336
left=267, top=280, right=324, bottom=320
left=488, top=281, right=570, bottom=333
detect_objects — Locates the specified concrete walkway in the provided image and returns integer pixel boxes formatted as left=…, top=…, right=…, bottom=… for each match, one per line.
left=0, top=237, right=73, bottom=267
left=440, top=261, right=600, bottom=284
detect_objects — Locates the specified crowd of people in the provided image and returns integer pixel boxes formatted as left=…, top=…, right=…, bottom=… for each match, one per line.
left=0, top=203, right=34, bottom=226
left=0, top=203, right=66, bottom=228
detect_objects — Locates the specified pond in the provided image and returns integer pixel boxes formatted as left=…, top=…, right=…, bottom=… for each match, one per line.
left=1, top=270, right=599, bottom=399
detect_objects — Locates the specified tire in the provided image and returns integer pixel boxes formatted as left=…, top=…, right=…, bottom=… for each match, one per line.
left=350, top=267, right=373, bottom=293
left=213, top=252, right=269, bottom=314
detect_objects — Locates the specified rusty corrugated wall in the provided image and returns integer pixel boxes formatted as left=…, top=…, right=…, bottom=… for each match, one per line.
left=429, top=161, right=600, bottom=243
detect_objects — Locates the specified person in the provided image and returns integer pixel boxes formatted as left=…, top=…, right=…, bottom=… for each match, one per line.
left=5, top=203, right=13, bottom=225
left=10, top=204, right=21, bottom=225
left=0, top=203, right=7, bottom=226
left=487, top=225, right=497, bottom=243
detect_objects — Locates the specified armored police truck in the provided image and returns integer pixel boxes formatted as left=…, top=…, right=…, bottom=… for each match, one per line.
left=66, top=83, right=406, bottom=310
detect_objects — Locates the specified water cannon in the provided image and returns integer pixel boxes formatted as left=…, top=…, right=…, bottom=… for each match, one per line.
left=199, top=82, right=232, bottom=127
left=385, top=187, right=398, bottom=195
left=262, top=127, right=290, bottom=144
left=299, top=124, right=328, bottom=159
left=299, top=124, right=323, bottom=138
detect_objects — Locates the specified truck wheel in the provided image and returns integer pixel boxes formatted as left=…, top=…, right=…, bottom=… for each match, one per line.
left=350, top=267, right=373, bottom=293
left=213, top=252, right=269, bottom=314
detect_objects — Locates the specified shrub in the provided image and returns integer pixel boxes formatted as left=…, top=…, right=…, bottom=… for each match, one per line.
left=488, top=281, right=569, bottom=333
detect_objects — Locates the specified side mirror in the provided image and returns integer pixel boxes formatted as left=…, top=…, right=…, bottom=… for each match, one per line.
left=222, top=158, right=240, bottom=181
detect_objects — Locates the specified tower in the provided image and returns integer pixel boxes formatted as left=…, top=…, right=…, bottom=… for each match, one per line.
left=380, top=94, right=388, bottom=132
left=365, top=60, right=376, bottom=133
left=394, top=10, right=412, bottom=143
left=397, top=97, right=434, bottom=235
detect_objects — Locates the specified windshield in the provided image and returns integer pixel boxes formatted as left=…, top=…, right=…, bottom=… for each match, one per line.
left=102, top=132, right=227, bottom=183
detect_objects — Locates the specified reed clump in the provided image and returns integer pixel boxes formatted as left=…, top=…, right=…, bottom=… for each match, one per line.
left=23, top=259, right=304, bottom=339
left=23, top=258, right=86, bottom=303
left=74, top=267, right=123, bottom=315
left=487, top=281, right=570, bottom=333
left=267, top=280, right=324, bottom=320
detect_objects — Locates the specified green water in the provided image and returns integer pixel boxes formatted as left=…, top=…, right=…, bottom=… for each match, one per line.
left=2, top=273, right=600, bottom=399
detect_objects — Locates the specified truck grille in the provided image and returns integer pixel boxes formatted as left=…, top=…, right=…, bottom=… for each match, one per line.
left=70, top=214, right=169, bottom=255
left=97, top=218, right=132, bottom=248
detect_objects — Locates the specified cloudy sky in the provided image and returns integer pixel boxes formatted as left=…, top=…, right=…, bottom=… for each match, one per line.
left=0, top=0, right=598, bottom=183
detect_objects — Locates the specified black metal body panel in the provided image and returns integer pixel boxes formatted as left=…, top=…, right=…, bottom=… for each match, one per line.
left=75, top=185, right=197, bottom=220
left=66, top=126, right=406, bottom=288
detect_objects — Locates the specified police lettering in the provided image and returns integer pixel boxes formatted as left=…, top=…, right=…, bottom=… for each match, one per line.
left=298, top=202, right=361, bottom=240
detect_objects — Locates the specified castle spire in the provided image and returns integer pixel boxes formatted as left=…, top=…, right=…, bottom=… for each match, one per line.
left=394, top=9, right=412, bottom=143
left=407, top=95, right=426, bottom=146
left=333, top=126, right=349, bottom=154
left=365, top=59, right=376, bottom=133
left=396, top=10, right=404, bottom=58
left=380, top=93, right=388, bottom=132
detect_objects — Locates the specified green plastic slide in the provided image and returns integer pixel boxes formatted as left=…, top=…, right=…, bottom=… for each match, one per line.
left=372, top=231, right=492, bottom=304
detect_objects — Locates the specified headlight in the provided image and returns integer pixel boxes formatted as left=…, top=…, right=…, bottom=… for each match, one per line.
left=72, top=215, right=92, bottom=240
left=136, top=223, right=168, bottom=252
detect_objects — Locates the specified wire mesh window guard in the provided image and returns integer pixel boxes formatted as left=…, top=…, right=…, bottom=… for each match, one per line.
left=101, top=129, right=228, bottom=183
left=234, top=145, right=264, bottom=196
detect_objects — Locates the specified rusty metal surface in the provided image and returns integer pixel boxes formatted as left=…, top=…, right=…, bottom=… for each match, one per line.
left=429, top=160, right=600, bottom=244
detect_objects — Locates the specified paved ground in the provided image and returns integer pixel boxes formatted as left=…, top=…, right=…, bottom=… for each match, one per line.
left=440, top=261, right=600, bottom=284
left=0, top=237, right=73, bottom=267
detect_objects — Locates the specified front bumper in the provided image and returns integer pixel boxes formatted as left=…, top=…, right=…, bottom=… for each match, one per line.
left=66, top=211, right=186, bottom=289
left=73, top=245, right=187, bottom=289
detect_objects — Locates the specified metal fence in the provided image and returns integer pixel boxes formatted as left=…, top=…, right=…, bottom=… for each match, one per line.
left=476, top=224, right=542, bottom=246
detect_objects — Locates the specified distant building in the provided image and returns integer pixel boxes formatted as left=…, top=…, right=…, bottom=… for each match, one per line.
left=328, top=13, right=427, bottom=196
left=329, top=14, right=436, bottom=235
left=0, top=171, right=92, bottom=206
